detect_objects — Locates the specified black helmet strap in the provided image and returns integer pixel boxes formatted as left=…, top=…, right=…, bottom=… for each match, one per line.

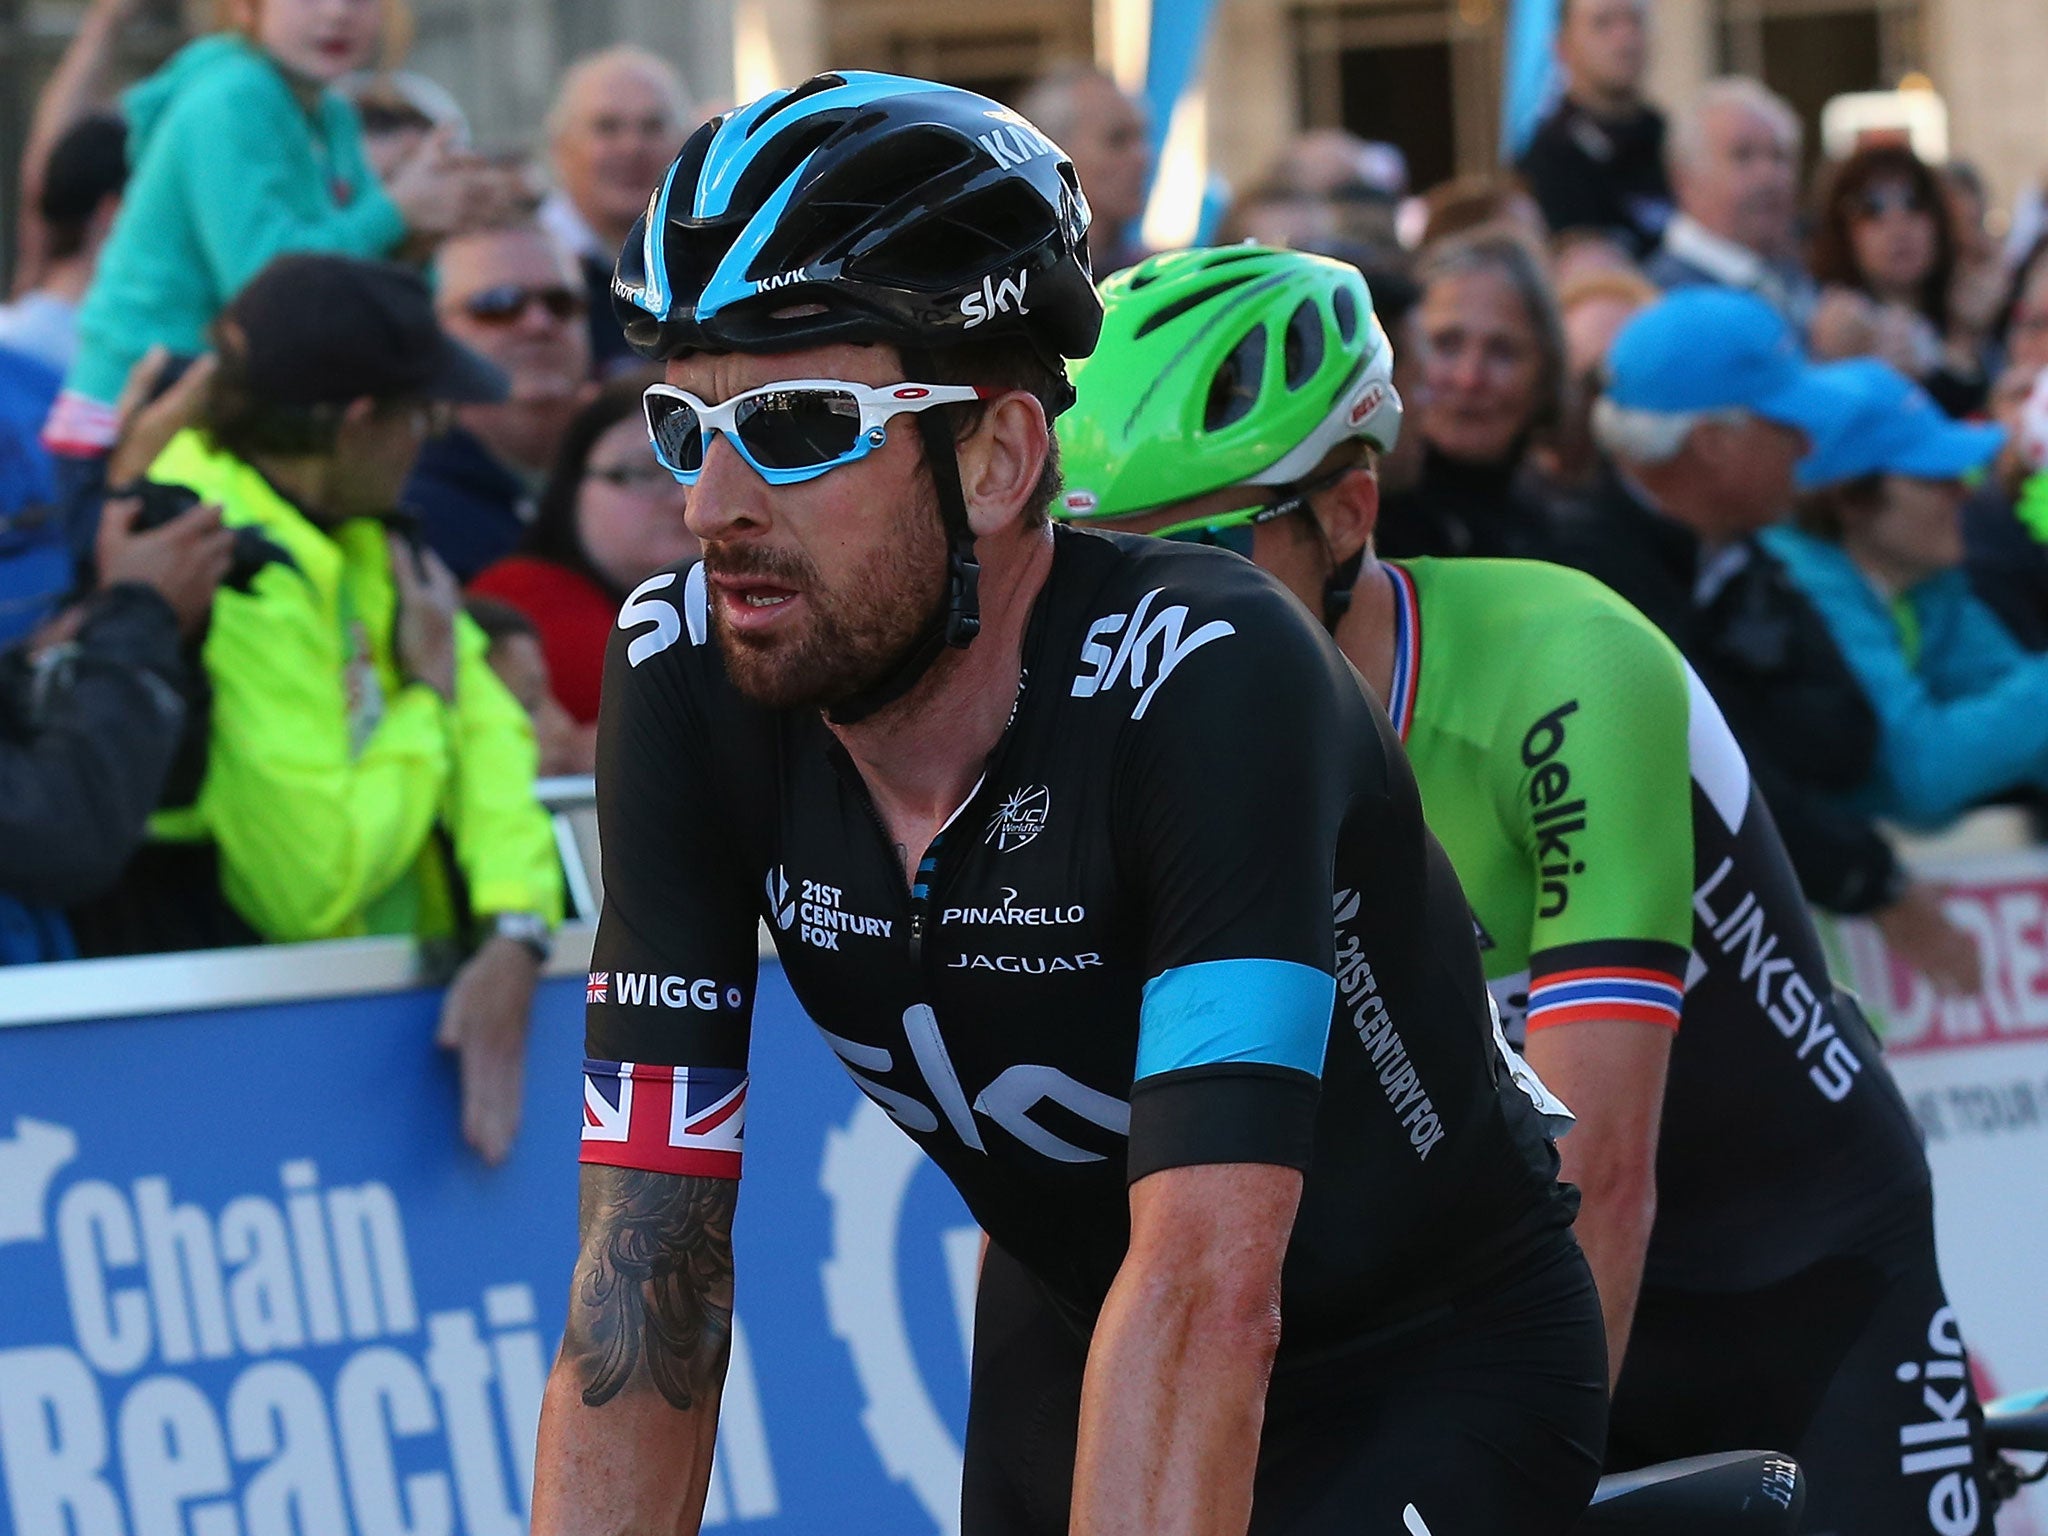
left=824, top=346, right=983, bottom=726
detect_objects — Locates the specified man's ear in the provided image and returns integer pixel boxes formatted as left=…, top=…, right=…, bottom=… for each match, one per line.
left=956, top=391, right=1051, bottom=537
left=1687, top=416, right=1745, bottom=474
left=1315, top=464, right=1381, bottom=564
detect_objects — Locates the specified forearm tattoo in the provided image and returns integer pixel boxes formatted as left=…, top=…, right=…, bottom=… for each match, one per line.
left=566, top=1165, right=736, bottom=1410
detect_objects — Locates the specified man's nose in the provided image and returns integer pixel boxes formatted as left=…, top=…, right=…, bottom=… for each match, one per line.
left=683, top=432, right=769, bottom=541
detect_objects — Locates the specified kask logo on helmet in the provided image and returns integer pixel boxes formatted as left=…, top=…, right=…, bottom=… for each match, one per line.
left=753, top=267, right=812, bottom=294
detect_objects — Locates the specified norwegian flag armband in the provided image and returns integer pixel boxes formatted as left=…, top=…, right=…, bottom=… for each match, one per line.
left=580, top=1059, right=747, bottom=1180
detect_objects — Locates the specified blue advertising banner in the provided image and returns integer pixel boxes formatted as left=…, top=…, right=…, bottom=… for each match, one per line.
left=0, top=961, right=979, bottom=1535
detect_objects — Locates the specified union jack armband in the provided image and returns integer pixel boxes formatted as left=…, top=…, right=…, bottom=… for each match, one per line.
left=580, top=1059, right=746, bottom=1179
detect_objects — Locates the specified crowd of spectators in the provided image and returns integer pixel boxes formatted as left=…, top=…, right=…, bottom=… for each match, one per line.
left=5, top=0, right=2048, bottom=1152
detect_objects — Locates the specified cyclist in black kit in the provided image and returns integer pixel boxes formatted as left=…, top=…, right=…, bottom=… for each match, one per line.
left=529, top=72, right=1607, bottom=1535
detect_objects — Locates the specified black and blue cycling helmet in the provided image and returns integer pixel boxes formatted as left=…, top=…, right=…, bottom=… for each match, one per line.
left=613, top=70, right=1102, bottom=393
left=612, top=71, right=1103, bottom=722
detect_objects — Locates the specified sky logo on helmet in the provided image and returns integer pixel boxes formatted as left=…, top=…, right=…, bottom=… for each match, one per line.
left=962, top=270, right=1031, bottom=328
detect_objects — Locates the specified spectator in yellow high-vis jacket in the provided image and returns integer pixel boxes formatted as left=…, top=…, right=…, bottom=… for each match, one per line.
left=149, top=254, right=564, bottom=1164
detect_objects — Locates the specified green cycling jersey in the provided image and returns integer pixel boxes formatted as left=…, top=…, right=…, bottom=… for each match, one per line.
left=1385, top=558, right=1693, bottom=1033
left=1382, top=555, right=1924, bottom=1289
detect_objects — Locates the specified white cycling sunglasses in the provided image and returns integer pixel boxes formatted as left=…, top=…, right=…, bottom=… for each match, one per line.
left=643, top=379, right=993, bottom=485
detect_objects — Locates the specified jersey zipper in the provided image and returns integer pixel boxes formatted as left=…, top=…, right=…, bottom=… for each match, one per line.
left=906, top=837, right=947, bottom=968
left=825, top=646, right=1041, bottom=974
left=827, top=744, right=951, bottom=970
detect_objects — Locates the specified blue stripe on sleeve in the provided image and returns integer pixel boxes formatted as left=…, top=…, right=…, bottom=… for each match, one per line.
left=1137, top=958, right=1335, bottom=1081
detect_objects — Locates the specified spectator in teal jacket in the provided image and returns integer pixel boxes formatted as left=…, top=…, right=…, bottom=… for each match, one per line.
left=47, top=0, right=491, bottom=456
left=1764, top=359, right=2037, bottom=828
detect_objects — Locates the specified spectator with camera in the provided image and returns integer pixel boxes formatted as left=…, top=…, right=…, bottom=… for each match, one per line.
left=404, top=221, right=595, bottom=580
left=142, top=253, right=562, bottom=1163
left=0, top=483, right=230, bottom=964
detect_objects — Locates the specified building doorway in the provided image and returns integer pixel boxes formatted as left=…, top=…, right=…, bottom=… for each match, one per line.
left=1295, top=0, right=1501, bottom=191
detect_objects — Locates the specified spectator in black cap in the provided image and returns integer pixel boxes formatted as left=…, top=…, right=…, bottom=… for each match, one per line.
left=0, top=114, right=126, bottom=377
left=136, top=252, right=564, bottom=1164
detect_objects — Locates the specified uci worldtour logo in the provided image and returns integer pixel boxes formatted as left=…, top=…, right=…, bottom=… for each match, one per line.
left=984, top=787, right=1050, bottom=852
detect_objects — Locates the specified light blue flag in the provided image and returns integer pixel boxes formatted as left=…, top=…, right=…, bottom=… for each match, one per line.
left=1142, top=0, right=1221, bottom=187
left=1501, top=0, right=1563, bottom=160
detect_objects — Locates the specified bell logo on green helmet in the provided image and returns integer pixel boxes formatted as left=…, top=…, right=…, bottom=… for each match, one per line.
left=1061, top=489, right=1100, bottom=516
left=1349, top=382, right=1390, bottom=428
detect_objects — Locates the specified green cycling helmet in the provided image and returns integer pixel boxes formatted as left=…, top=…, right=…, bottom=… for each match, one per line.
left=1056, top=244, right=1402, bottom=524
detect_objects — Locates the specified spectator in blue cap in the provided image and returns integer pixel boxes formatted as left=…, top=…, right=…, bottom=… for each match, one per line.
left=1544, top=286, right=1983, bottom=993
left=1764, top=360, right=2047, bottom=830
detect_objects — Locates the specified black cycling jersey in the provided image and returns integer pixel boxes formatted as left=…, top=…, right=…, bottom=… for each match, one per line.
left=583, top=525, right=1579, bottom=1358
left=1652, top=698, right=1931, bottom=1290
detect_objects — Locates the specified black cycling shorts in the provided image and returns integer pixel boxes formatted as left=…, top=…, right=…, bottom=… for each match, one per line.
left=962, top=1236, right=1608, bottom=1536
left=1608, top=1187, right=1988, bottom=1536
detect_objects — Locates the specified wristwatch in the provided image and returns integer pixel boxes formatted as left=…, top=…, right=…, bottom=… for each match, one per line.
left=491, top=911, right=552, bottom=965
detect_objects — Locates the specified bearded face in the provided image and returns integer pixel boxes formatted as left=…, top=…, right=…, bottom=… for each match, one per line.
left=702, top=479, right=949, bottom=712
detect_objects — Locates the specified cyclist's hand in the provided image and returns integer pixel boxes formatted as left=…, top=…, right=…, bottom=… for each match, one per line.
left=391, top=532, right=459, bottom=701
left=436, top=935, right=541, bottom=1165
left=96, top=494, right=234, bottom=636
left=1874, top=881, right=1983, bottom=997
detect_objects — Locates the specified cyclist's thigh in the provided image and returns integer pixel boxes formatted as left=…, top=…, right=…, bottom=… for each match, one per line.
left=1794, top=1200, right=1988, bottom=1536
left=1252, top=1245, right=1609, bottom=1536
left=1607, top=1256, right=1886, bottom=1473
left=961, top=1244, right=1084, bottom=1536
